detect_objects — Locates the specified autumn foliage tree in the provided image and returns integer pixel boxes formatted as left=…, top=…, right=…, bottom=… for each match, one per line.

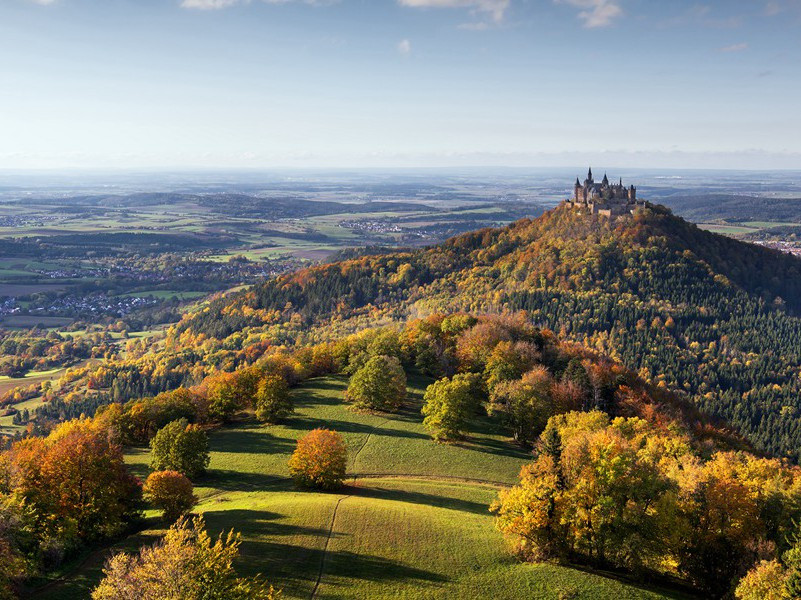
left=493, top=411, right=801, bottom=597
left=202, top=371, right=255, bottom=423
left=288, top=429, right=347, bottom=490
left=150, top=419, right=210, bottom=479
left=4, top=418, right=141, bottom=546
left=345, top=355, right=406, bottom=412
left=92, top=517, right=279, bottom=600
left=143, top=471, right=198, bottom=522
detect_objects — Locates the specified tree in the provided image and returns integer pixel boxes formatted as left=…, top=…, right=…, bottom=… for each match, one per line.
left=92, top=517, right=280, bottom=600
left=0, top=495, right=32, bottom=600
left=487, top=366, right=553, bottom=444
left=735, top=560, right=789, bottom=600
left=345, top=355, right=406, bottom=412
left=150, top=419, right=210, bottom=479
left=288, top=429, right=347, bottom=490
left=255, top=375, right=292, bottom=424
left=6, top=418, right=141, bottom=544
left=143, top=471, right=198, bottom=522
left=421, top=373, right=482, bottom=442
left=203, top=371, right=254, bottom=423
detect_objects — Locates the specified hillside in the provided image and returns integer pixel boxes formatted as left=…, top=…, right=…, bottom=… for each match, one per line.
left=36, top=375, right=689, bottom=600
left=175, top=204, right=801, bottom=459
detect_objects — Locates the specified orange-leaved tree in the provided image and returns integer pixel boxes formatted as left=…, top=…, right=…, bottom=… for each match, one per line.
left=143, top=470, right=198, bottom=522
left=288, top=429, right=347, bottom=490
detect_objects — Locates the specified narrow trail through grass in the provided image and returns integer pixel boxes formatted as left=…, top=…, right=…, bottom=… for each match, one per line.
left=310, top=495, right=350, bottom=600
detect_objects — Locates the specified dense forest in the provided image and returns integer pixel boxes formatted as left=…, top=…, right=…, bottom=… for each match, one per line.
left=167, top=204, right=801, bottom=459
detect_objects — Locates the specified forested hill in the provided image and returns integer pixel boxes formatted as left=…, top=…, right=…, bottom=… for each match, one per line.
left=175, top=203, right=801, bottom=459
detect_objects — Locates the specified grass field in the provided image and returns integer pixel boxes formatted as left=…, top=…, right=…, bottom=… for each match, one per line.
left=34, top=376, right=692, bottom=600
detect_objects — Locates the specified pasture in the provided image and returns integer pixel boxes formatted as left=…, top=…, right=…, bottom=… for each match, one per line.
left=32, top=375, right=690, bottom=600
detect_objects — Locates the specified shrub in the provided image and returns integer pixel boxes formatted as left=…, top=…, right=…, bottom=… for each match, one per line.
left=288, top=428, right=347, bottom=490
left=150, top=419, right=210, bottom=479
left=345, top=355, right=406, bottom=411
left=143, top=471, right=198, bottom=522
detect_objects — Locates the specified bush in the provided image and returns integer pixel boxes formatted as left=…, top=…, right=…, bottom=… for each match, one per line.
left=143, top=471, right=198, bottom=522
left=150, top=419, right=210, bottom=479
left=288, top=428, right=347, bottom=490
left=255, top=375, right=292, bottom=424
left=345, top=355, right=406, bottom=411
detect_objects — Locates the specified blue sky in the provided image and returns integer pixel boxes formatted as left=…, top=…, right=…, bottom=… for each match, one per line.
left=1, top=0, right=800, bottom=169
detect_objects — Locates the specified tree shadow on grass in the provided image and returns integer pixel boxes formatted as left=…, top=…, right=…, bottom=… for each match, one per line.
left=209, top=427, right=296, bottom=455
left=347, top=483, right=492, bottom=516
left=201, top=508, right=338, bottom=540
left=202, top=469, right=289, bottom=492
left=288, top=416, right=430, bottom=441
left=456, top=435, right=532, bottom=461
left=200, top=507, right=448, bottom=593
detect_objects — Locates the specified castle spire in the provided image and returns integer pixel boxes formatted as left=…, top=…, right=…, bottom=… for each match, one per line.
left=602, top=173, right=609, bottom=185
left=575, top=177, right=580, bottom=186
left=587, top=167, right=593, bottom=181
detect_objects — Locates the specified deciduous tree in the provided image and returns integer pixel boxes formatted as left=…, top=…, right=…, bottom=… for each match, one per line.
left=143, top=471, right=198, bottom=522
left=150, top=419, right=210, bottom=479
left=288, top=429, right=347, bottom=490
left=92, top=517, right=279, bottom=600
left=345, top=355, right=406, bottom=412
left=255, top=375, right=292, bottom=424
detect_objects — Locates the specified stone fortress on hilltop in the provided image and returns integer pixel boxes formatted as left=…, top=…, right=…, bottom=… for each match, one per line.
left=565, top=167, right=646, bottom=216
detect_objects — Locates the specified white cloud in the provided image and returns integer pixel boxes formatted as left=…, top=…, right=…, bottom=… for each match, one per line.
left=555, top=0, right=623, bottom=28
left=719, top=42, right=748, bottom=52
left=397, top=0, right=510, bottom=23
left=181, top=0, right=241, bottom=8
left=180, top=0, right=335, bottom=10
left=397, top=39, right=412, bottom=55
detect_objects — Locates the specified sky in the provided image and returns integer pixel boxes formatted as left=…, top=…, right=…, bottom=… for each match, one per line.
left=1, top=0, right=800, bottom=170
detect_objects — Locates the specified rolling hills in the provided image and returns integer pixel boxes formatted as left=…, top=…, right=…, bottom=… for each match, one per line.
left=174, top=203, right=801, bottom=459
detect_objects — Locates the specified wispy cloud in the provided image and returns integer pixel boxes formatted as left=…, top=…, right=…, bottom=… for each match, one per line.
left=763, top=0, right=801, bottom=16
left=180, top=0, right=335, bottom=10
left=719, top=42, right=748, bottom=52
left=397, top=39, right=412, bottom=55
left=397, top=0, right=510, bottom=24
left=555, top=0, right=623, bottom=28
left=181, top=0, right=240, bottom=8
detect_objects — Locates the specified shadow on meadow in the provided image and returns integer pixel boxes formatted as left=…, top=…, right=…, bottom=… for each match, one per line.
left=200, top=507, right=448, bottom=593
left=203, top=469, right=289, bottom=492
left=201, top=508, right=337, bottom=539
left=210, top=427, right=297, bottom=455
left=348, top=483, right=492, bottom=516
left=288, top=415, right=430, bottom=441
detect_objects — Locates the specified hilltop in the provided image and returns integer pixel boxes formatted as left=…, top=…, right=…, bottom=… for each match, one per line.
left=175, top=204, right=801, bottom=458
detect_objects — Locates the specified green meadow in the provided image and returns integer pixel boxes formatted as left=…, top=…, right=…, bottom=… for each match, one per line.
left=34, top=376, right=690, bottom=600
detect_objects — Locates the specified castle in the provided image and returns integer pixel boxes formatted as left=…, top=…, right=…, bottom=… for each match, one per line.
left=565, top=168, right=645, bottom=216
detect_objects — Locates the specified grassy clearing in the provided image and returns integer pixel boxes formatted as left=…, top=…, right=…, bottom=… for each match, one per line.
left=36, top=375, right=691, bottom=600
